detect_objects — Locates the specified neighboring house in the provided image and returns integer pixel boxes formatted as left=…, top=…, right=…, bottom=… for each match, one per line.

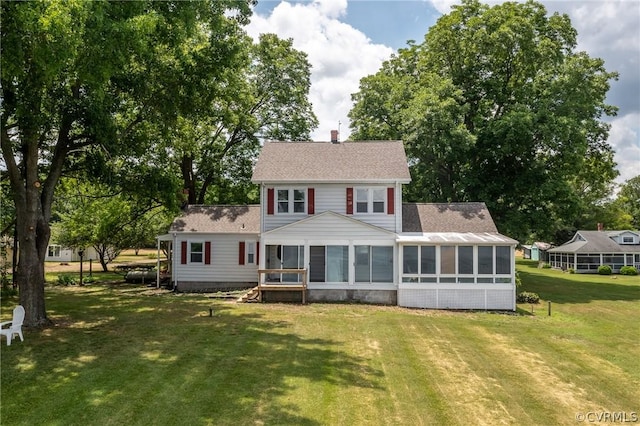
left=547, top=229, right=640, bottom=273
left=161, top=139, right=518, bottom=310
left=45, top=244, right=98, bottom=262
left=522, top=242, right=552, bottom=262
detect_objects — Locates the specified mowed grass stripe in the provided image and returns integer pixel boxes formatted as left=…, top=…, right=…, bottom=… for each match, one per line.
left=2, top=263, right=639, bottom=425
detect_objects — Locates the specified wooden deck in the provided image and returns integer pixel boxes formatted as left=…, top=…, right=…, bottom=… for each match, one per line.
left=257, top=269, right=308, bottom=304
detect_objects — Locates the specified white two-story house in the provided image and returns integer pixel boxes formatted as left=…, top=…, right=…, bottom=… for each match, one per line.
left=161, top=139, right=517, bottom=310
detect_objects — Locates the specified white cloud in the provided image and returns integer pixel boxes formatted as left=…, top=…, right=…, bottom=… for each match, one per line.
left=608, top=113, right=640, bottom=184
left=245, top=0, right=393, bottom=141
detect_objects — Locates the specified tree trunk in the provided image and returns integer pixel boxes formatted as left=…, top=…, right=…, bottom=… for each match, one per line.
left=17, top=223, right=50, bottom=327
left=14, top=149, right=53, bottom=327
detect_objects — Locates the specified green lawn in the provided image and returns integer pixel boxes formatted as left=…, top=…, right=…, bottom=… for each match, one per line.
left=1, top=260, right=638, bottom=425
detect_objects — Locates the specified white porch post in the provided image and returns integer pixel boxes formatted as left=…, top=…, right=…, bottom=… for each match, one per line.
left=156, top=238, right=161, bottom=289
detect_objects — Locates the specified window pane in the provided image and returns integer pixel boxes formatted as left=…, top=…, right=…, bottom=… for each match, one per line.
left=282, top=245, right=301, bottom=281
left=441, top=246, right=455, bottom=274
left=327, top=246, right=348, bottom=282
left=356, top=189, right=368, bottom=213
left=355, top=246, right=370, bottom=282
left=458, top=246, right=474, bottom=274
left=277, top=189, right=289, bottom=213
left=478, top=246, right=493, bottom=274
left=403, top=246, right=418, bottom=274
left=496, top=246, right=511, bottom=274
left=190, top=242, right=203, bottom=263
left=372, top=189, right=385, bottom=213
left=247, top=242, right=255, bottom=264
left=294, top=189, right=305, bottom=213
left=372, top=246, right=393, bottom=282
left=421, top=246, right=436, bottom=274
left=310, top=246, right=325, bottom=282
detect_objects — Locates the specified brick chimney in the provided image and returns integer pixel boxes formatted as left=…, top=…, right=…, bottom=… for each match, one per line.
left=330, top=130, right=339, bottom=143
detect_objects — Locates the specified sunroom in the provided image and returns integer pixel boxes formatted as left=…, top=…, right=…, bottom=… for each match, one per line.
left=397, top=233, right=518, bottom=310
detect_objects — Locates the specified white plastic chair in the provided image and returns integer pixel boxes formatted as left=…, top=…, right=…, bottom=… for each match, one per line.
left=0, top=305, right=25, bottom=346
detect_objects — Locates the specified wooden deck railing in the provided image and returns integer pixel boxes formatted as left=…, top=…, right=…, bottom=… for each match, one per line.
left=257, top=269, right=308, bottom=304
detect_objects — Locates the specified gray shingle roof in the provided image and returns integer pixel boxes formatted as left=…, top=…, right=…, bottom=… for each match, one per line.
left=251, top=141, right=411, bottom=183
left=169, top=205, right=260, bottom=233
left=402, top=203, right=499, bottom=233
left=548, top=230, right=640, bottom=253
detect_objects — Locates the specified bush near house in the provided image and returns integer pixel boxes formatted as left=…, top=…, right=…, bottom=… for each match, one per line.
left=597, top=265, right=612, bottom=275
left=620, top=266, right=638, bottom=276
left=516, top=291, right=540, bottom=304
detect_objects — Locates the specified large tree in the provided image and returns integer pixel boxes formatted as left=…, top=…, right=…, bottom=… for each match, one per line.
left=1, top=0, right=254, bottom=326
left=177, top=33, right=318, bottom=205
left=349, top=0, right=618, bottom=242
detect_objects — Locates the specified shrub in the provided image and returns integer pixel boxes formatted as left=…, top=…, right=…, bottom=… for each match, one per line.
left=541, top=263, right=551, bottom=269
left=597, top=265, right=612, bottom=275
left=620, top=266, right=638, bottom=276
left=57, top=274, right=77, bottom=286
left=1, top=278, right=17, bottom=298
left=517, top=291, right=540, bottom=304
left=568, top=268, right=575, bottom=274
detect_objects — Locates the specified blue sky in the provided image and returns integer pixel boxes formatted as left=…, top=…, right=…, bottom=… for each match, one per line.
left=246, top=0, right=640, bottom=184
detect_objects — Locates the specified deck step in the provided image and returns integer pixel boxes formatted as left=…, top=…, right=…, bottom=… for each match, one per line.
left=238, top=286, right=260, bottom=303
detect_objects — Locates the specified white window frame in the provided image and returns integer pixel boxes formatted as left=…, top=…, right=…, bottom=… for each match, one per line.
left=246, top=241, right=256, bottom=265
left=276, top=188, right=306, bottom=214
left=355, top=187, right=386, bottom=214
left=48, top=245, right=61, bottom=258
left=189, top=241, right=204, bottom=264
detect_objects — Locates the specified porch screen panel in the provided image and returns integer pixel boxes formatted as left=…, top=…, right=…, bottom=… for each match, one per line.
left=327, top=246, right=348, bottom=282
left=310, top=246, right=326, bottom=282
left=458, top=246, right=474, bottom=274
left=478, top=246, right=493, bottom=274
left=421, top=246, right=436, bottom=274
left=355, top=246, right=371, bottom=282
left=496, top=246, right=511, bottom=274
left=440, top=246, right=455, bottom=274
left=403, top=246, right=418, bottom=274
left=372, top=246, right=393, bottom=282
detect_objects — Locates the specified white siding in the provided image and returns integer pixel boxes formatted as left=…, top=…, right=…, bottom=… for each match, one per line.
left=264, top=211, right=395, bottom=242
left=173, top=234, right=258, bottom=283
left=262, top=183, right=399, bottom=233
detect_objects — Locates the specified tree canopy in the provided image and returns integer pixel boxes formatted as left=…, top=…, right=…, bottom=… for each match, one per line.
left=1, top=0, right=257, bottom=326
left=349, top=0, right=619, bottom=242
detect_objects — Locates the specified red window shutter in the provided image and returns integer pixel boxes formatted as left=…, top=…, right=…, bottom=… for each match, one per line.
left=267, top=188, right=274, bottom=215
left=387, top=187, right=395, bottom=215
left=346, top=187, right=353, bottom=214
left=238, top=241, right=246, bottom=265
left=205, top=241, right=211, bottom=265
left=308, top=188, right=315, bottom=214
left=181, top=241, right=187, bottom=264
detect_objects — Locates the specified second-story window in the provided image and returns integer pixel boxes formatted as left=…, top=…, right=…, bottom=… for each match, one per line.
left=355, top=188, right=386, bottom=213
left=277, top=189, right=289, bottom=213
left=277, top=189, right=306, bottom=214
